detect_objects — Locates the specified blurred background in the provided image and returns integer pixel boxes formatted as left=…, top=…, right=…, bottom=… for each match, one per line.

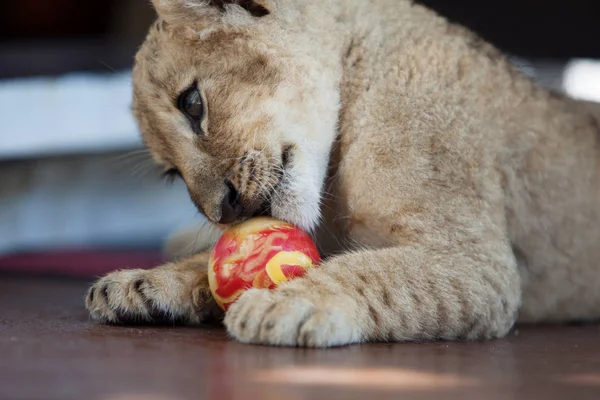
left=0, top=0, right=599, bottom=277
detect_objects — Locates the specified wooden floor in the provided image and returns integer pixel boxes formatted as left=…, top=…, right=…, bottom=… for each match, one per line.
left=1, top=276, right=599, bottom=400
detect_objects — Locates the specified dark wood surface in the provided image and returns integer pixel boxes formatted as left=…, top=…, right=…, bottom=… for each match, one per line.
left=1, top=276, right=599, bottom=400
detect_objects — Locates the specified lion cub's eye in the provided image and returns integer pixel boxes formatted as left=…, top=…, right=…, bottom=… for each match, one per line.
left=177, top=87, right=204, bottom=121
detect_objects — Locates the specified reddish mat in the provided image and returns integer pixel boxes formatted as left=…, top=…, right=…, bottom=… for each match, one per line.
left=0, top=250, right=165, bottom=278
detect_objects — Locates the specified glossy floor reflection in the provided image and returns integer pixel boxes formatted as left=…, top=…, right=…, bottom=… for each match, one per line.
left=1, top=276, right=598, bottom=400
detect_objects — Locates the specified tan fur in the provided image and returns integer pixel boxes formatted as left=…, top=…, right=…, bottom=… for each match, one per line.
left=86, top=0, right=600, bottom=346
left=86, top=251, right=221, bottom=324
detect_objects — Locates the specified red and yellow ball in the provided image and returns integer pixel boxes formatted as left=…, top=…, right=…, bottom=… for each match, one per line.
left=208, top=217, right=321, bottom=311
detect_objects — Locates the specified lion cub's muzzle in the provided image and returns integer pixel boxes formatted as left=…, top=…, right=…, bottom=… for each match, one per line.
left=192, top=148, right=290, bottom=225
left=219, top=179, right=244, bottom=224
left=214, top=178, right=273, bottom=225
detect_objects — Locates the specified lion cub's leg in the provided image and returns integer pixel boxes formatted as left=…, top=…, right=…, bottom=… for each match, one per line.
left=85, top=251, right=222, bottom=324
left=225, top=238, right=521, bottom=347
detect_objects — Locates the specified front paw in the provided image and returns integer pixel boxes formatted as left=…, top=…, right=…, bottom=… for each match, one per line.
left=85, top=268, right=218, bottom=325
left=224, top=288, right=360, bottom=347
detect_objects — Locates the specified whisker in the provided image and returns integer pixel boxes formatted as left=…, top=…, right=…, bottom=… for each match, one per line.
left=129, top=159, right=161, bottom=180
left=190, top=219, right=211, bottom=254
left=107, top=150, right=152, bottom=166
left=98, top=59, right=117, bottom=73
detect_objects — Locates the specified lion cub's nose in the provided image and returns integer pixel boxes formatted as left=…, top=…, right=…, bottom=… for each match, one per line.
left=219, top=180, right=243, bottom=224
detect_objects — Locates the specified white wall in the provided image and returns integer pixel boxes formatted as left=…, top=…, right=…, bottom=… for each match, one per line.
left=0, top=153, right=202, bottom=254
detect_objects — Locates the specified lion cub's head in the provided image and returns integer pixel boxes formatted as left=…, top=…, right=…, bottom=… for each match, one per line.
left=132, top=0, right=342, bottom=232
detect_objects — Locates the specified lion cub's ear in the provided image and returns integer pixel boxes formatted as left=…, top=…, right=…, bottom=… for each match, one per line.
left=208, top=0, right=271, bottom=17
left=151, top=0, right=272, bottom=20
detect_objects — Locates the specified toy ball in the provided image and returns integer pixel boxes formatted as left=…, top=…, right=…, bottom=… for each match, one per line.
left=208, top=217, right=321, bottom=311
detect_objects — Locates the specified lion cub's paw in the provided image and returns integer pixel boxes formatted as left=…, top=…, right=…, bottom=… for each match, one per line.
left=224, top=288, right=359, bottom=347
left=85, top=268, right=215, bottom=325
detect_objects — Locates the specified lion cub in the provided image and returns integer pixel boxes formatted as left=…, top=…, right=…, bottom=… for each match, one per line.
left=86, top=0, right=600, bottom=347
